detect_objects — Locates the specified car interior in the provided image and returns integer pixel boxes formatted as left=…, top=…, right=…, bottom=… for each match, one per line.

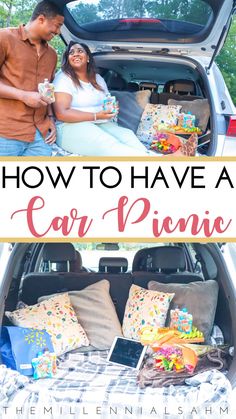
left=0, top=240, right=235, bottom=411
left=2, top=242, right=233, bottom=353
left=95, top=56, right=212, bottom=154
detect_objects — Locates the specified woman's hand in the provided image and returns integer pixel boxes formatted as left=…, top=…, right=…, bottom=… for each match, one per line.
left=96, top=110, right=115, bottom=120
left=54, top=92, right=116, bottom=123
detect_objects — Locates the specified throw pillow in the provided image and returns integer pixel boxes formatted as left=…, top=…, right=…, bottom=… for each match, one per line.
left=148, top=280, right=219, bottom=342
left=38, top=280, right=122, bottom=350
left=136, top=104, right=181, bottom=146
left=5, top=293, right=89, bottom=355
left=135, top=90, right=151, bottom=109
left=168, top=99, right=210, bottom=131
left=110, top=90, right=151, bottom=133
left=122, top=284, right=174, bottom=340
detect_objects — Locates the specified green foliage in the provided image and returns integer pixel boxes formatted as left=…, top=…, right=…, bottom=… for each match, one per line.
left=50, top=36, right=65, bottom=68
left=0, top=0, right=37, bottom=26
left=12, top=0, right=37, bottom=25
left=97, top=0, right=211, bottom=22
left=98, top=0, right=126, bottom=19
left=217, top=17, right=236, bottom=105
left=0, top=0, right=65, bottom=65
left=70, top=2, right=100, bottom=24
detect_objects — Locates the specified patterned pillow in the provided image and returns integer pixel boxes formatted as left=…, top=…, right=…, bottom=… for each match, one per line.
left=136, top=104, right=181, bottom=146
left=38, top=280, right=123, bottom=350
left=5, top=293, right=89, bottom=355
left=122, top=284, right=174, bottom=340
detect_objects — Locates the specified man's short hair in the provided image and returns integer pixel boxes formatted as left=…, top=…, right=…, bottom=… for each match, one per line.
left=31, top=0, right=63, bottom=21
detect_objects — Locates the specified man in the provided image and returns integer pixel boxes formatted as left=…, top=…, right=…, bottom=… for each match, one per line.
left=0, top=0, right=64, bottom=156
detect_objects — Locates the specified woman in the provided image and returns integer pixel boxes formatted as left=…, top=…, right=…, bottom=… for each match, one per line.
left=53, top=42, right=153, bottom=156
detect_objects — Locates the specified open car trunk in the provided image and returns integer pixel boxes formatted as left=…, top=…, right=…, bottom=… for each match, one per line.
left=94, top=52, right=216, bottom=155
left=0, top=242, right=235, bottom=391
left=56, top=0, right=236, bottom=156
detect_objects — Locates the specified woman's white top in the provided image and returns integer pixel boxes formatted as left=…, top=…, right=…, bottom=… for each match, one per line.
left=53, top=70, right=109, bottom=114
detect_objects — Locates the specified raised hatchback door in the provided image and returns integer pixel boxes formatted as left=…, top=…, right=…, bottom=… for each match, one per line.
left=58, top=0, right=235, bottom=62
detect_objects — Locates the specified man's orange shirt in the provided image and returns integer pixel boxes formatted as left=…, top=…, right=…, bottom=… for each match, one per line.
left=0, top=25, right=57, bottom=142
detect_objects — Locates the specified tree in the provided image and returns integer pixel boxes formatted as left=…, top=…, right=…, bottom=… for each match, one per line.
left=0, top=0, right=17, bottom=26
left=69, top=2, right=99, bottom=25
left=0, top=0, right=37, bottom=26
left=98, top=0, right=122, bottom=19
left=217, top=17, right=236, bottom=105
left=0, top=3, right=7, bottom=27
left=12, top=0, right=37, bottom=25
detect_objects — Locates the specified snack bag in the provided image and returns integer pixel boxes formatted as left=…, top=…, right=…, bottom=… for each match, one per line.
left=103, top=95, right=117, bottom=113
left=170, top=308, right=193, bottom=334
left=181, top=133, right=198, bottom=156
left=170, top=308, right=180, bottom=330
left=177, top=308, right=193, bottom=334
left=178, top=112, right=196, bottom=129
left=38, top=78, right=55, bottom=103
left=32, top=350, right=57, bottom=379
left=182, top=112, right=196, bottom=129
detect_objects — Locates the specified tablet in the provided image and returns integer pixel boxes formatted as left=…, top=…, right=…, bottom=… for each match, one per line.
left=106, top=336, right=147, bottom=370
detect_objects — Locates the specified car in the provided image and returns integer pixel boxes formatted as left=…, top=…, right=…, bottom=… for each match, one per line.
left=0, top=241, right=235, bottom=416
left=53, top=0, right=236, bottom=156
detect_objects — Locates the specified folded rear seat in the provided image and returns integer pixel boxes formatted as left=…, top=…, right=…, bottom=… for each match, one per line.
left=151, top=92, right=203, bottom=105
left=20, top=272, right=132, bottom=323
left=18, top=244, right=203, bottom=327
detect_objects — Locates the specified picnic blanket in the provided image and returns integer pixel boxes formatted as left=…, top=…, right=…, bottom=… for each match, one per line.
left=138, top=346, right=229, bottom=388
left=0, top=350, right=233, bottom=419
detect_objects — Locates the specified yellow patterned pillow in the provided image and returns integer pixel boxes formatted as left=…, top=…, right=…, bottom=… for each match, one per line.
left=5, top=293, right=89, bottom=355
left=122, top=284, right=174, bottom=340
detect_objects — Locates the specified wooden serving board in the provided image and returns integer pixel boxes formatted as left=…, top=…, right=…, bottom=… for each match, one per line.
left=168, top=337, right=205, bottom=344
left=150, top=337, right=204, bottom=346
left=162, top=130, right=202, bottom=136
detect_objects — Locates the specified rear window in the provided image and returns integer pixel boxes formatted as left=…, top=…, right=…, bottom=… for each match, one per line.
left=67, top=0, right=213, bottom=35
left=74, top=242, right=170, bottom=272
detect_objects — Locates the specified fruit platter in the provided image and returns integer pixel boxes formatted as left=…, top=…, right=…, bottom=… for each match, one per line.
left=154, top=113, right=202, bottom=135
left=151, top=132, right=181, bottom=154
left=140, top=326, right=204, bottom=346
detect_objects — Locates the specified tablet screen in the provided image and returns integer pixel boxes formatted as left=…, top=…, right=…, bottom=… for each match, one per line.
left=107, top=337, right=146, bottom=370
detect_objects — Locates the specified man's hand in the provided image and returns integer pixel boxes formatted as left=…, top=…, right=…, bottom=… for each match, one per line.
left=21, top=91, right=52, bottom=108
left=45, top=117, right=56, bottom=145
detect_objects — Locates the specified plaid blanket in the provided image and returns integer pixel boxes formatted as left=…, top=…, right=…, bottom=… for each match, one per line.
left=0, top=350, right=233, bottom=419
left=51, top=143, right=80, bottom=157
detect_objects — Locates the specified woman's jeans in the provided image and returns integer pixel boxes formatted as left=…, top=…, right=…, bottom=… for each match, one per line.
left=56, top=121, right=151, bottom=156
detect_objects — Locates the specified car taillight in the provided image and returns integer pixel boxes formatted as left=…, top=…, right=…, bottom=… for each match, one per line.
left=227, top=116, right=236, bottom=137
